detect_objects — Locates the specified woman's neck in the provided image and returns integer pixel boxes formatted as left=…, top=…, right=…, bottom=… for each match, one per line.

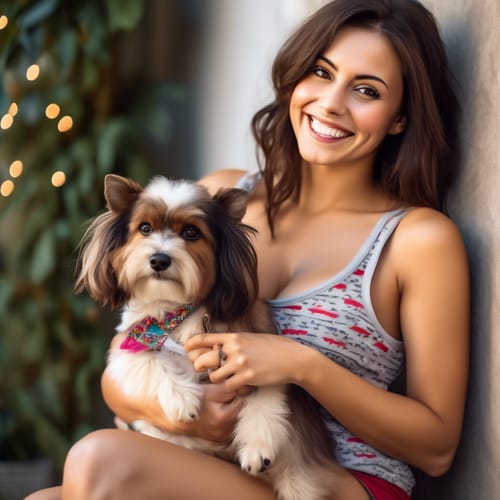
left=297, top=162, right=393, bottom=215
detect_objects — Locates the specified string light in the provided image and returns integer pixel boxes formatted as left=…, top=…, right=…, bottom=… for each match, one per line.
left=1, top=113, right=13, bottom=129
left=26, top=64, right=40, bottom=81
left=57, top=115, right=73, bottom=132
left=8, top=103, right=18, bottom=116
left=0, top=180, right=15, bottom=197
left=51, top=171, right=66, bottom=187
left=9, top=160, right=23, bottom=178
left=45, top=103, right=60, bottom=119
left=0, top=15, right=8, bottom=30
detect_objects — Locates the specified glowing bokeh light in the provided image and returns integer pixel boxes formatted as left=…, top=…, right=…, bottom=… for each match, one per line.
left=1, top=113, right=13, bottom=129
left=8, top=102, right=18, bottom=116
left=1, top=180, right=15, bottom=197
left=26, top=64, right=40, bottom=81
left=45, top=103, right=61, bottom=119
left=9, top=160, right=23, bottom=178
left=51, top=171, right=66, bottom=187
left=0, top=15, right=8, bottom=30
left=57, top=115, right=73, bottom=132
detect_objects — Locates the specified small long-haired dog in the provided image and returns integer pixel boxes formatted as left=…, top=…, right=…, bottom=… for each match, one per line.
left=75, top=174, right=338, bottom=500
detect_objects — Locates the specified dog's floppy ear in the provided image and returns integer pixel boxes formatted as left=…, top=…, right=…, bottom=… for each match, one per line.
left=211, top=187, right=249, bottom=222
left=205, top=188, right=259, bottom=322
left=73, top=175, right=141, bottom=309
left=104, top=174, right=143, bottom=214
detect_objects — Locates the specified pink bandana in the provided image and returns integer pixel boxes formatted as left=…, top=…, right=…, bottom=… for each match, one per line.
left=120, top=304, right=197, bottom=352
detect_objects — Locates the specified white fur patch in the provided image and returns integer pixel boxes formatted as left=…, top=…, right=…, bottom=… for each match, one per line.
left=234, top=386, right=291, bottom=475
left=144, top=177, right=208, bottom=210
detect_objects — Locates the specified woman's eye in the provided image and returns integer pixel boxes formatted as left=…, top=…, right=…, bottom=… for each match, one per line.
left=312, top=66, right=331, bottom=80
left=181, top=224, right=201, bottom=241
left=139, top=223, right=152, bottom=235
left=355, top=87, right=380, bottom=99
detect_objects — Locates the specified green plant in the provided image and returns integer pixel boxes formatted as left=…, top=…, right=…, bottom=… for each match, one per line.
left=0, top=0, right=180, bottom=471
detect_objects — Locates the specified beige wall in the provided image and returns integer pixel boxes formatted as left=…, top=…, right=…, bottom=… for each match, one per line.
left=196, top=1, right=500, bottom=498
left=414, top=1, right=500, bottom=499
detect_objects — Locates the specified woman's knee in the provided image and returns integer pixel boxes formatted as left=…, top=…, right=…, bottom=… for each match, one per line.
left=63, top=429, right=132, bottom=499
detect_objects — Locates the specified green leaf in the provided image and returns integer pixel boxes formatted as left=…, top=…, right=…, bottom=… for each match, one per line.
left=18, top=23, right=45, bottom=60
left=17, top=0, right=59, bottom=30
left=34, top=414, right=70, bottom=470
left=0, top=279, right=13, bottom=313
left=30, top=227, right=56, bottom=283
left=80, top=56, right=99, bottom=90
left=105, top=0, right=144, bottom=31
left=23, top=322, right=47, bottom=363
left=55, top=28, right=78, bottom=78
left=96, top=118, right=128, bottom=172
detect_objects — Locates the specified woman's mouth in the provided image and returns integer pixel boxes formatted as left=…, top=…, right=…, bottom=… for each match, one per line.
left=309, top=117, right=352, bottom=140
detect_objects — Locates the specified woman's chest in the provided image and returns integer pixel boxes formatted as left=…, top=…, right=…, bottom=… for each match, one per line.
left=244, top=206, right=402, bottom=339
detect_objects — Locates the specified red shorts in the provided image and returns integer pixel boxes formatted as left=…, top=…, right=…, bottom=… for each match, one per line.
left=349, top=470, right=411, bottom=500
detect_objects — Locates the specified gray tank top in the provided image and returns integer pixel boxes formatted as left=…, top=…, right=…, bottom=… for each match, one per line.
left=236, top=171, right=415, bottom=494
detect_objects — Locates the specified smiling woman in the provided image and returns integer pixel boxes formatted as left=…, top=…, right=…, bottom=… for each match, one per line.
left=26, top=1, right=468, bottom=500
left=289, top=27, right=406, bottom=170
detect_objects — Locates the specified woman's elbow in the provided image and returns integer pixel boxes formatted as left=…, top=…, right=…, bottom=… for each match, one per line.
left=419, top=443, right=458, bottom=477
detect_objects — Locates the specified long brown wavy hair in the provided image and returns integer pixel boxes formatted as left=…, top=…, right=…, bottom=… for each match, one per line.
left=251, top=0, right=460, bottom=235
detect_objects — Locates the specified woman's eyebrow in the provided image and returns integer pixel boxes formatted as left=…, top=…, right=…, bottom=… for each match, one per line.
left=318, top=55, right=389, bottom=89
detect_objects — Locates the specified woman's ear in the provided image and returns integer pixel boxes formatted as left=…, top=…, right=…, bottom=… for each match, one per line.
left=388, top=114, right=407, bottom=135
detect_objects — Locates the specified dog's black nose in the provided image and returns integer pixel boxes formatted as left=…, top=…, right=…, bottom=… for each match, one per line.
left=150, top=253, right=171, bottom=272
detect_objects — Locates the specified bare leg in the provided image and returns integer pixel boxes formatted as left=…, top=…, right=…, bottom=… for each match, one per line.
left=28, top=429, right=369, bottom=500
left=60, top=429, right=276, bottom=500
left=25, top=486, right=61, bottom=500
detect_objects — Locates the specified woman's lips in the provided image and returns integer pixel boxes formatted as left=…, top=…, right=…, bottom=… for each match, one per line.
left=309, top=116, right=353, bottom=140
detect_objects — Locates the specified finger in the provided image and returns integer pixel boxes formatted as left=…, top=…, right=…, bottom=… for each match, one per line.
left=185, top=333, right=229, bottom=351
left=223, top=373, right=251, bottom=393
left=186, top=347, right=212, bottom=362
left=220, top=395, right=245, bottom=416
left=208, top=363, right=237, bottom=384
left=204, top=383, right=238, bottom=403
left=192, top=349, right=221, bottom=372
left=236, top=385, right=257, bottom=397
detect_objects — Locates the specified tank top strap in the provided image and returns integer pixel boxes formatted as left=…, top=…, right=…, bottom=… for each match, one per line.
left=361, top=208, right=412, bottom=274
left=358, top=208, right=412, bottom=337
left=234, top=170, right=261, bottom=192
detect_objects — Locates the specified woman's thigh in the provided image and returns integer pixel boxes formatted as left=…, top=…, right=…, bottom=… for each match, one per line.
left=25, top=486, right=61, bottom=500
left=60, top=429, right=277, bottom=500
left=27, top=429, right=370, bottom=500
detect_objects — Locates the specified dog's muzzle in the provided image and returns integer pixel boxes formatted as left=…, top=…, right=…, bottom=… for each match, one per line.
left=150, top=252, right=171, bottom=272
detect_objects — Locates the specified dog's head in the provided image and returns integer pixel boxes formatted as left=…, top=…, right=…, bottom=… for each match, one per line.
left=75, top=174, right=258, bottom=321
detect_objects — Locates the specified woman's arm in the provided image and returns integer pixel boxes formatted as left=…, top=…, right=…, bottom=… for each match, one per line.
left=186, top=208, right=470, bottom=477
left=101, top=334, right=244, bottom=442
left=306, top=210, right=469, bottom=476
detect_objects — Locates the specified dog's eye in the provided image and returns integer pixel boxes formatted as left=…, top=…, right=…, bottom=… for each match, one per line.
left=181, top=224, right=201, bottom=241
left=138, top=223, right=152, bottom=236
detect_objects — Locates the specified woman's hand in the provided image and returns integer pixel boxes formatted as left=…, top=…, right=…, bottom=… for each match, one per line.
left=175, top=382, right=244, bottom=442
left=102, top=363, right=244, bottom=443
left=185, top=332, right=309, bottom=391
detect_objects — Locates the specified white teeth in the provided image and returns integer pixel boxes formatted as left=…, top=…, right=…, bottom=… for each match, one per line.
left=310, top=118, right=350, bottom=138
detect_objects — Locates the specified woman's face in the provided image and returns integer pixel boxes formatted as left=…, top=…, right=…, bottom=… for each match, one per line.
left=289, top=26, right=405, bottom=170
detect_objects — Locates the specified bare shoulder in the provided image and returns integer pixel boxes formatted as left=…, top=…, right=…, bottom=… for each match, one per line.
left=392, top=207, right=469, bottom=280
left=197, top=168, right=247, bottom=195
left=394, top=207, right=466, bottom=252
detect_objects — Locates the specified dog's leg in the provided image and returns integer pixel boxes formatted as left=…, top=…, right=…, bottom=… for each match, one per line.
left=155, top=353, right=204, bottom=422
left=265, top=441, right=338, bottom=500
left=233, top=385, right=291, bottom=476
left=108, top=350, right=203, bottom=422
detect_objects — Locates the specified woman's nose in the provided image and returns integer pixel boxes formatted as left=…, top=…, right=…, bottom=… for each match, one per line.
left=319, top=84, right=347, bottom=115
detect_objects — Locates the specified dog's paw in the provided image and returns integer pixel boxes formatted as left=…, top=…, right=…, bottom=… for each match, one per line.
left=238, top=445, right=275, bottom=476
left=161, top=388, right=202, bottom=422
